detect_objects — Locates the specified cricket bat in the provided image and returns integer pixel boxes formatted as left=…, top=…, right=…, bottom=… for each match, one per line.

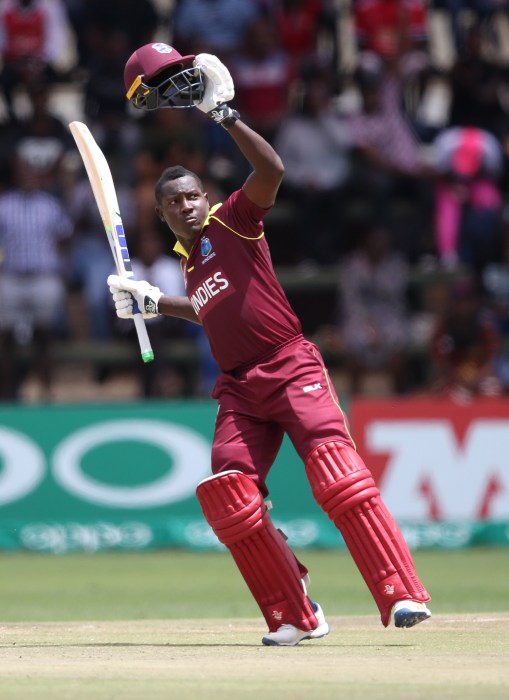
left=69, top=121, right=154, bottom=363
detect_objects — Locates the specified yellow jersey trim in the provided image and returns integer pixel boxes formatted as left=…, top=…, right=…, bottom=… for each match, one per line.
left=209, top=215, right=265, bottom=241
left=173, top=241, right=188, bottom=257
left=203, top=202, right=223, bottom=226
left=172, top=201, right=264, bottom=259
left=172, top=203, right=224, bottom=259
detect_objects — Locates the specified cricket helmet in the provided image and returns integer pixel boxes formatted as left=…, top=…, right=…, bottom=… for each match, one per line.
left=124, top=43, right=205, bottom=110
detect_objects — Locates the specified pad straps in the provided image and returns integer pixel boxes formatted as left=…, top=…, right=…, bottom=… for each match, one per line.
left=196, top=470, right=318, bottom=632
left=306, top=442, right=430, bottom=626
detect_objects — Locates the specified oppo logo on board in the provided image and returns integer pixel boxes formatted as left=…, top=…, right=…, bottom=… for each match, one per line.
left=0, top=420, right=211, bottom=508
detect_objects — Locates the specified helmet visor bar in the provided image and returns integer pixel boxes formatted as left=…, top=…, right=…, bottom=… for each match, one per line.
left=127, top=66, right=205, bottom=111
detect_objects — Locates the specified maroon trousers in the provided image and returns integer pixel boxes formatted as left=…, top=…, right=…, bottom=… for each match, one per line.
left=200, top=336, right=430, bottom=629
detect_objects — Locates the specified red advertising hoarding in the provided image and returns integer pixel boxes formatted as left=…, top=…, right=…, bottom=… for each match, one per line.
left=351, top=397, right=509, bottom=523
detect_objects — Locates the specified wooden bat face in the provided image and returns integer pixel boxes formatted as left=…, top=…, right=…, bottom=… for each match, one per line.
left=69, top=120, right=154, bottom=363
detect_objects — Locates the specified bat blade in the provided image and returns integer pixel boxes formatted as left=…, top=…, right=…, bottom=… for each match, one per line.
left=69, top=120, right=154, bottom=363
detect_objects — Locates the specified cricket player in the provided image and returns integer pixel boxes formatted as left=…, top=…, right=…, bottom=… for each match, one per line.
left=109, top=44, right=431, bottom=646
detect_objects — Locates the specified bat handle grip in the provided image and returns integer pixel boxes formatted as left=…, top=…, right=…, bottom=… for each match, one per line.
left=133, top=312, right=154, bottom=363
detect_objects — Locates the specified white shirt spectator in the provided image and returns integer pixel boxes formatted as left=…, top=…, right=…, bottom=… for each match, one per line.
left=0, top=189, right=72, bottom=273
left=275, top=111, right=351, bottom=190
left=172, top=0, right=260, bottom=54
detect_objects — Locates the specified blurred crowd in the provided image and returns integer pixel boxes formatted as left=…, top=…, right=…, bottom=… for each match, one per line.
left=1, top=0, right=509, bottom=403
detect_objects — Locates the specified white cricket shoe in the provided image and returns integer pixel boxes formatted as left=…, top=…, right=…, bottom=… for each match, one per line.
left=393, top=600, right=432, bottom=628
left=262, top=602, right=330, bottom=646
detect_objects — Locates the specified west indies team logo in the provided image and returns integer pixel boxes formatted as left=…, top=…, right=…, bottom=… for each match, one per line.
left=152, top=43, right=173, bottom=54
left=201, top=237, right=212, bottom=257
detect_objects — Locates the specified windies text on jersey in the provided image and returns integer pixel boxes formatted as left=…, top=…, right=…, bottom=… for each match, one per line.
left=189, top=270, right=230, bottom=315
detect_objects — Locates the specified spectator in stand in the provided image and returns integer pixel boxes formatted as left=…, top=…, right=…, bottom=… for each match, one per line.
left=61, top=0, right=87, bottom=72
left=432, top=125, right=503, bottom=270
left=79, top=0, right=158, bottom=74
left=349, top=53, right=425, bottom=182
left=353, top=0, right=431, bottom=139
left=430, top=0, right=467, bottom=57
left=10, top=80, right=74, bottom=195
left=447, top=24, right=508, bottom=140
left=430, top=1, right=509, bottom=58
left=273, top=76, right=352, bottom=263
left=271, top=0, right=339, bottom=76
left=79, top=0, right=158, bottom=163
left=171, top=0, right=261, bottom=59
left=229, top=15, right=297, bottom=143
left=0, top=0, right=71, bottom=119
left=330, top=222, right=411, bottom=396
left=0, top=153, right=73, bottom=401
left=348, top=52, right=431, bottom=258
left=353, top=0, right=428, bottom=63
left=429, top=276, right=502, bottom=400
left=433, top=1, right=509, bottom=59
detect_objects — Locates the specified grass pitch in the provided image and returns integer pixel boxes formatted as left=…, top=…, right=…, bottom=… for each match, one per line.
left=0, top=549, right=508, bottom=699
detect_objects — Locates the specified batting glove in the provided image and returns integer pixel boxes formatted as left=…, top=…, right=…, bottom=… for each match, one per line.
left=193, top=53, right=239, bottom=129
left=108, top=274, right=163, bottom=319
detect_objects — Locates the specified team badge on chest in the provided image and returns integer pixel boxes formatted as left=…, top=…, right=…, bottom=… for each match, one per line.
left=201, top=237, right=212, bottom=256
left=200, top=236, right=216, bottom=263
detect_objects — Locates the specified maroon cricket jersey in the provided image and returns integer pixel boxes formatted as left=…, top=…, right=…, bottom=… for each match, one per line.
left=175, top=188, right=302, bottom=372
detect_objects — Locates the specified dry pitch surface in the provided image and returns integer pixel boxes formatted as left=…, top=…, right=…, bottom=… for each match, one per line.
left=1, top=614, right=508, bottom=700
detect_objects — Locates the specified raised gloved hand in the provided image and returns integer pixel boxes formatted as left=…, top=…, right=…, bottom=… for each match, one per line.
left=108, top=274, right=163, bottom=319
left=193, top=53, right=239, bottom=128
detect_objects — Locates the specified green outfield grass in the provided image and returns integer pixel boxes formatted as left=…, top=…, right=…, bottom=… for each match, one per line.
left=0, top=548, right=507, bottom=621
left=1, top=549, right=508, bottom=700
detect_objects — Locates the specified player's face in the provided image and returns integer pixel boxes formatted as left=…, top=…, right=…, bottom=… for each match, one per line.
left=156, top=175, right=209, bottom=248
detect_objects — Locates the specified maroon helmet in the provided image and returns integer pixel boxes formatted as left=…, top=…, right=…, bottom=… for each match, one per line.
left=124, top=43, right=205, bottom=110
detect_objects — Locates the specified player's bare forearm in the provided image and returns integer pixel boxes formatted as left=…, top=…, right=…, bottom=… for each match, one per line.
left=158, top=295, right=201, bottom=324
left=227, top=119, right=285, bottom=208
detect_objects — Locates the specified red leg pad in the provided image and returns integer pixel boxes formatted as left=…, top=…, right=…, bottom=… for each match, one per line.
left=196, top=470, right=318, bottom=632
left=306, top=442, right=430, bottom=626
